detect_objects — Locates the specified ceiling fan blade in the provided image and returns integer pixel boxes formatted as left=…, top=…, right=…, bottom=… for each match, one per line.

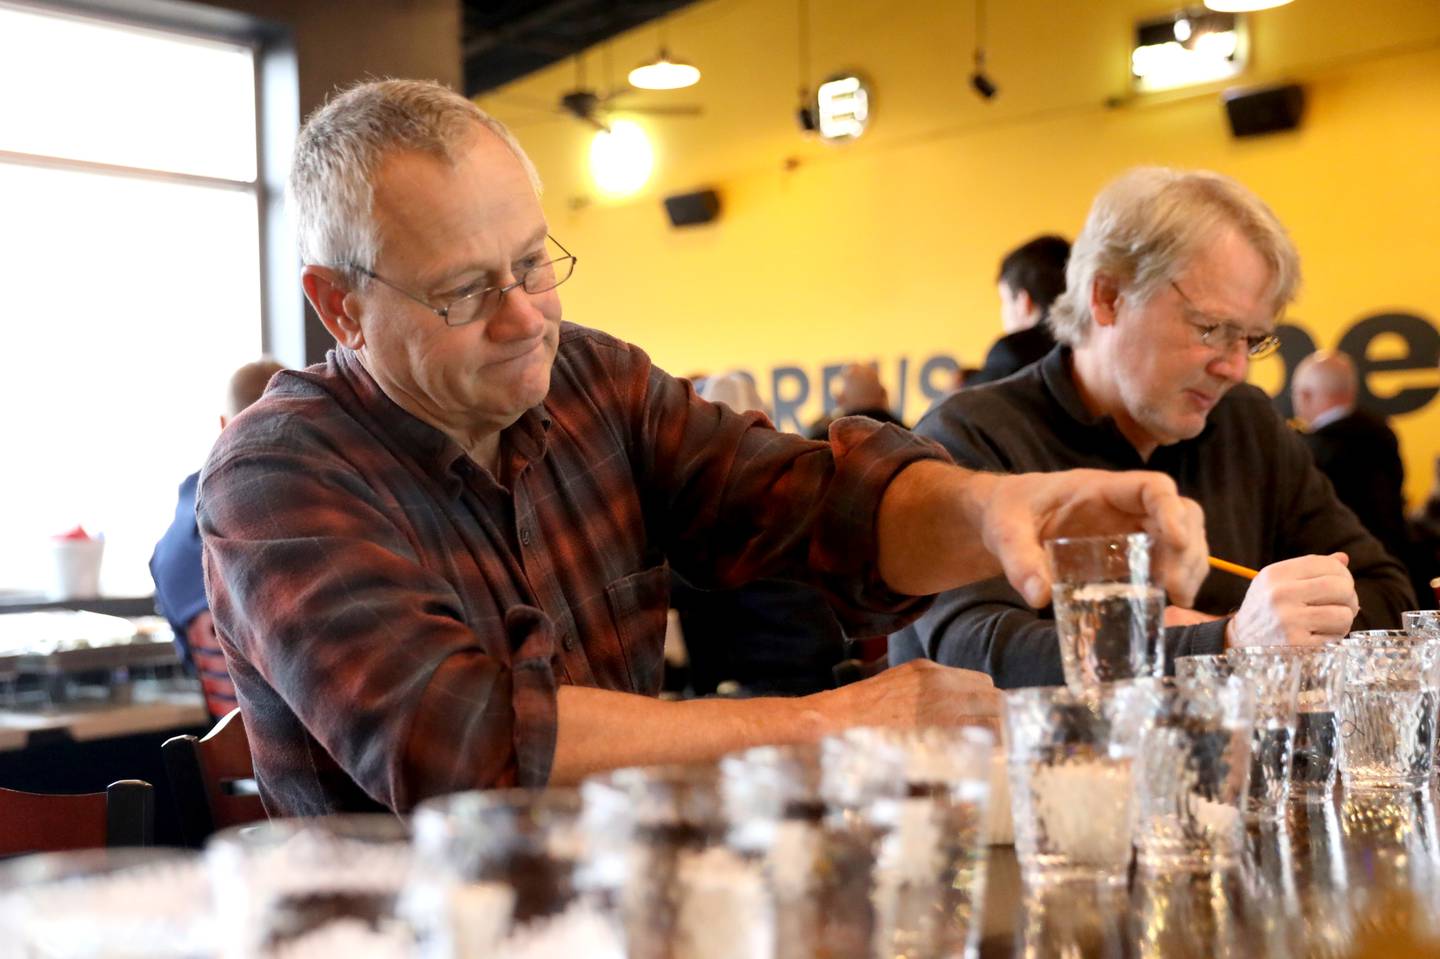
left=605, top=104, right=703, bottom=117
left=485, top=92, right=562, bottom=114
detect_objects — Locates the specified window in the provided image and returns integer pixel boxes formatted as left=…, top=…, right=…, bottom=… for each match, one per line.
left=0, top=3, right=267, bottom=597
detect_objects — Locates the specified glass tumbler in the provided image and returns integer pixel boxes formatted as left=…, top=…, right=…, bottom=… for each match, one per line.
left=1404, top=610, right=1440, bottom=640
left=0, top=848, right=214, bottom=959
left=584, top=763, right=768, bottom=959
left=1134, top=677, right=1255, bottom=873
left=406, top=788, right=627, bottom=959
left=1046, top=533, right=1166, bottom=690
left=1174, top=654, right=1231, bottom=685
left=1226, top=647, right=1302, bottom=821
left=1337, top=633, right=1440, bottom=792
left=833, top=726, right=994, bottom=959
left=207, top=814, right=414, bottom=959
left=1005, top=682, right=1154, bottom=887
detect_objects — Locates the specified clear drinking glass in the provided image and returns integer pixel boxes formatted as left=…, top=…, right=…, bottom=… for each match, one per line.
left=1337, top=633, right=1440, bottom=792
left=583, top=763, right=770, bottom=959
left=1004, top=682, right=1154, bottom=887
left=1263, top=646, right=1347, bottom=800
left=1226, top=648, right=1302, bottom=821
left=1404, top=610, right=1440, bottom=639
left=206, top=814, right=414, bottom=959
left=0, top=849, right=214, bottom=959
left=833, top=726, right=994, bottom=959
left=1174, top=653, right=1231, bottom=684
left=1046, top=533, right=1166, bottom=689
left=1134, top=677, right=1254, bottom=873
left=406, top=788, right=626, bottom=959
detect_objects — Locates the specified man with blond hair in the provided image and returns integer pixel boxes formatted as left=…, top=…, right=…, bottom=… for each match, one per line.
left=891, top=168, right=1413, bottom=685
left=198, top=81, right=1210, bottom=816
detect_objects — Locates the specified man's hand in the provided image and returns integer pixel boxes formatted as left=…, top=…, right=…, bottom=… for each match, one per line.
left=1227, top=553, right=1358, bottom=648
left=974, top=469, right=1208, bottom=609
left=813, top=659, right=1001, bottom=731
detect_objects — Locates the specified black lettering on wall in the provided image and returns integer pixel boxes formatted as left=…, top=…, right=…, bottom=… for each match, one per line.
left=1338, top=313, right=1440, bottom=417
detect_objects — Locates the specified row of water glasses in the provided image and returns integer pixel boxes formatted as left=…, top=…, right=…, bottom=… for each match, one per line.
left=1005, top=676, right=1255, bottom=887
left=0, top=725, right=999, bottom=959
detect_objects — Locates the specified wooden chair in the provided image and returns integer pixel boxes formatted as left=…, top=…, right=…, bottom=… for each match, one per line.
left=0, top=780, right=154, bottom=855
left=162, top=707, right=266, bottom=848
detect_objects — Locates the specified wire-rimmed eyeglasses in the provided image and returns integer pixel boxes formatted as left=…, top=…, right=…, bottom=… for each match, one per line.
left=1171, top=280, right=1281, bottom=359
left=352, top=236, right=576, bottom=328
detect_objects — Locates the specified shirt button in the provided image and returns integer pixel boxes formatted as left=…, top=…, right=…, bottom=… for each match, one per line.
left=519, top=525, right=531, bottom=546
left=562, top=633, right=576, bottom=651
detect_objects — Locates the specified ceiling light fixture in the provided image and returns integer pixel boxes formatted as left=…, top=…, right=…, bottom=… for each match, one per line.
left=1132, top=8, right=1245, bottom=91
left=1203, top=0, right=1294, bottom=12
left=970, top=0, right=999, bottom=100
left=815, top=74, right=870, bottom=141
left=628, top=50, right=700, bottom=90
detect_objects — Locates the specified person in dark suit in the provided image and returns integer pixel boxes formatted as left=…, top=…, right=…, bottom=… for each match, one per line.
left=966, top=235, right=1070, bottom=387
left=1292, top=350, right=1415, bottom=576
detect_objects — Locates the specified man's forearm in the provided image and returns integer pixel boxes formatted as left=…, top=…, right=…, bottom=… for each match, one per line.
left=876, top=460, right=1002, bottom=596
left=551, top=685, right=830, bottom=785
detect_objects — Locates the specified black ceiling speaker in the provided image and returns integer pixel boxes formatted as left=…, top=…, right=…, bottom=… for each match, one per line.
left=664, top=189, right=721, bottom=227
left=1223, top=84, right=1306, bottom=138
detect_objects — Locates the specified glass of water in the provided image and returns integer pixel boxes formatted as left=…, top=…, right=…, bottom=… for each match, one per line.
left=1134, top=676, right=1255, bottom=873
left=1404, top=610, right=1440, bottom=639
left=207, top=815, right=414, bottom=959
left=1005, top=682, right=1154, bottom=887
left=0, top=849, right=215, bottom=959
left=1226, top=648, right=1302, bottom=821
left=833, top=726, right=994, bottom=959
left=1268, top=646, right=1346, bottom=799
left=1175, top=653, right=1231, bottom=684
left=406, top=789, right=627, bottom=959
left=1337, top=633, right=1440, bottom=792
left=1046, top=533, right=1166, bottom=689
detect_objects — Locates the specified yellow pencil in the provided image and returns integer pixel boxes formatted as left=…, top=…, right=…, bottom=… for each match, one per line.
left=1208, top=556, right=1260, bottom=580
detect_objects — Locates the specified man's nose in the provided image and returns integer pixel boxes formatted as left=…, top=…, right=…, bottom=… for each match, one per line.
left=1208, top=337, right=1250, bottom=383
left=485, top=284, right=547, bottom=342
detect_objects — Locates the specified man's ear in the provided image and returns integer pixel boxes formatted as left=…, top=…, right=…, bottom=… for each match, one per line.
left=1015, top=288, right=1036, bottom=322
left=1090, top=274, right=1122, bottom=328
left=302, top=266, right=365, bottom=349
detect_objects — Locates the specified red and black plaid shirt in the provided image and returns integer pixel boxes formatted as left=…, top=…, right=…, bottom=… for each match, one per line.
left=199, top=324, right=942, bottom=815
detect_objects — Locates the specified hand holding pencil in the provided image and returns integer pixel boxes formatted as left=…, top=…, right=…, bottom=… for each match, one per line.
left=1223, top=552, right=1359, bottom=648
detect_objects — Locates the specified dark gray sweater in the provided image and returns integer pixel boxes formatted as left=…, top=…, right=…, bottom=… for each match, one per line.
left=890, top=346, right=1415, bottom=688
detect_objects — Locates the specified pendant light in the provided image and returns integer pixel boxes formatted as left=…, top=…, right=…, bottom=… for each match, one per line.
left=628, top=22, right=700, bottom=91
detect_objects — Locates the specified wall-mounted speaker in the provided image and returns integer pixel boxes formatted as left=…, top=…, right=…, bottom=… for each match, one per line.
left=1223, top=84, right=1305, bottom=139
left=664, top=189, right=721, bottom=227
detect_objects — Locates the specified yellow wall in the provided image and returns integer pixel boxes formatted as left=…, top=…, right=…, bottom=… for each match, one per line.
left=479, top=0, right=1440, bottom=506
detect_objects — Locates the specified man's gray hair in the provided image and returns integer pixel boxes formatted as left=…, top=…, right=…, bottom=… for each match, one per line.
left=1047, top=167, right=1300, bottom=347
left=288, top=78, right=542, bottom=280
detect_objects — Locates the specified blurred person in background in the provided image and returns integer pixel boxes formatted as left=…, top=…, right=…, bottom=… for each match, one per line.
left=1291, top=351, right=1422, bottom=588
left=672, top=372, right=849, bottom=697
left=150, top=357, right=284, bottom=721
left=965, top=234, right=1070, bottom=387
left=807, top=363, right=906, bottom=439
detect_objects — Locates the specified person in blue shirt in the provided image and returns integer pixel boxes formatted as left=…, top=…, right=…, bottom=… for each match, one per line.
left=151, top=358, right=283, bottom=720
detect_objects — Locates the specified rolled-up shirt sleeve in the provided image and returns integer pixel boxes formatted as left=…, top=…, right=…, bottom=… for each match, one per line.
left=200, top=441, right=557, bottom=812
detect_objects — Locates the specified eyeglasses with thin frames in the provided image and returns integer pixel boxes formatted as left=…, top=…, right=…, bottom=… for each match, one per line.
left=1170, top=280, right=1281, bottom=359
left=351, top=235, right=577, bottom=328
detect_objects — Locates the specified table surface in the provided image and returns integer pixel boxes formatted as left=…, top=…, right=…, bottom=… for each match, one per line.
left=0, top=690, right=207, bottom=752
left=976, top=788, right=1440, bottom=957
